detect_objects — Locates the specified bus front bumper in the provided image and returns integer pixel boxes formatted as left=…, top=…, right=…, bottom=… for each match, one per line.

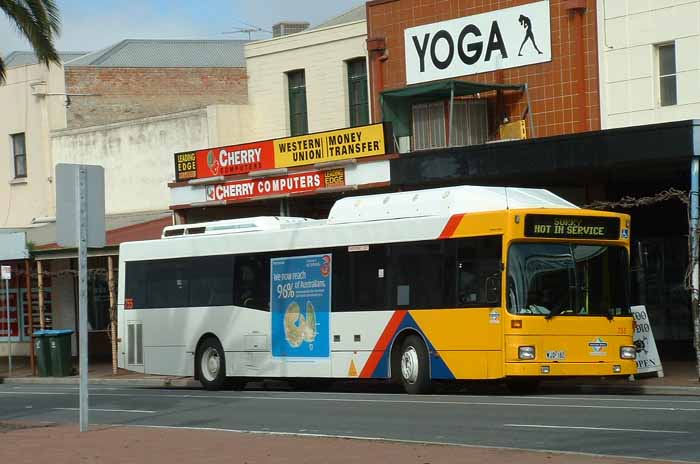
left=505, top=360, right=637, bottom=377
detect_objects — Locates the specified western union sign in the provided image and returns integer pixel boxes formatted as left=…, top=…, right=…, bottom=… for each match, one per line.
left=274, top=123, right=387, bottom=168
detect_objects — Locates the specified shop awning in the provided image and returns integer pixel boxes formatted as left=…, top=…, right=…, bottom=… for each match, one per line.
left=27, top=210, right=173, bottom=260
left=381, top=79, right=525, bottom=137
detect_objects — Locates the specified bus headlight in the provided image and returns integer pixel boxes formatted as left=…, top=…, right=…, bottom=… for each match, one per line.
left=620, top=346, right=636, bottom=359
left=518, top=346, right=536, bottom=360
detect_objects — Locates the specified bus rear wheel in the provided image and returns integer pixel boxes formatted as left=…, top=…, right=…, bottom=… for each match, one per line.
left=398, top=335, right=432, bottom=394
left=197, top=337, right=226, bottom=391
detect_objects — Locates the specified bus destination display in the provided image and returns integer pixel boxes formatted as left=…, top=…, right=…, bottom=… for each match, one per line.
left=524, top=215, right=620, bottom=240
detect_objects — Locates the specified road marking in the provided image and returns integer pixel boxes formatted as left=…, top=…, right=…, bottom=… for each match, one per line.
left=53, top=408, right=156, bottom=414
left=2, top=391, right=699, bottom=412
left=504, top=424, right=690, bottom=434
left=109, top=424, right=698, bottom=464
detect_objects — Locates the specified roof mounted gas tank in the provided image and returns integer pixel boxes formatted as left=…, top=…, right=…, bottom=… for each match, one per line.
left=327, top=186, right=577, bottom=224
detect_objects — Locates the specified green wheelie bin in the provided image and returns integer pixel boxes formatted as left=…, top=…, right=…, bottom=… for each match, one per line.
left=33, top=330, right=51, bottom=377
left=46, top=329, right=74, bottom=377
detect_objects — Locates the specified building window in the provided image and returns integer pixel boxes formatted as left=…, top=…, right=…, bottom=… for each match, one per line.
left=412, top=101, right=446, bottom=150
left=411, top=99, right=487, bottom=151
left=287, top=70, right=308, bottom=136
left=657, top=43, right=677, bottom=107
left=347, top=58, right=369, bottom=127
left=11, top=133, right=27, bottom=178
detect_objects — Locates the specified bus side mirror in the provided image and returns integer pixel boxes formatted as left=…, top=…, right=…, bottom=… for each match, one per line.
left=485, top=275, right=500, bottom=304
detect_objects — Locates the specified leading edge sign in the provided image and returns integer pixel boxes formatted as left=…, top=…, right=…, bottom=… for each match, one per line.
left=405, top=1, right=551, bottom=85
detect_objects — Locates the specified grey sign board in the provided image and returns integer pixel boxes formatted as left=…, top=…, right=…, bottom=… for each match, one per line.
left=0, top=232, right=28, bottom=260
left=56, top=164, right=106, bottom=248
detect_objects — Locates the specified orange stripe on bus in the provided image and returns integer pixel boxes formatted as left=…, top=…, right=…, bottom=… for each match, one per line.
left=359, top=310, right=407, bottom=378
left=438, top=214, right=465, bottom=239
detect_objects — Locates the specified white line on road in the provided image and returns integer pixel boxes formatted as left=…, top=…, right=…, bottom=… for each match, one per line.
left=2, top=391, right=700, bottom=412
left=504, top=424, right=690, bottom=434
left=53, top=408, right=156, bottom=414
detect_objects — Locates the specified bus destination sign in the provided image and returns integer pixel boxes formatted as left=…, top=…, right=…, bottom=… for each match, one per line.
left=524, top=215, right=621, bottom=240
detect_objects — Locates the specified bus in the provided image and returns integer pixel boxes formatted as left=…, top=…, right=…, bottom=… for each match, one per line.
left=117, top=185, right=636, bottom=393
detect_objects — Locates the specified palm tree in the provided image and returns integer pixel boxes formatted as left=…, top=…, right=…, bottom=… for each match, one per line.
left=1, top=0, right=61, bottom=82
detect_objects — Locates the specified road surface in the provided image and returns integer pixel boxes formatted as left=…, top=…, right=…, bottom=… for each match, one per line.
left=0, top=383, right=698, bottom=462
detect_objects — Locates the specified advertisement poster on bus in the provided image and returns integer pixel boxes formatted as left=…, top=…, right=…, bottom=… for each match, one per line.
left=631, top=305, right=664, bottom=377
left=205, top=169, right=345, bottom=202
left=270, top=254, right=331, bottom=358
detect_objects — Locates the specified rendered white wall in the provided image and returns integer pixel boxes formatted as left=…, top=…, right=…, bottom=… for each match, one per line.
left=0, top=62, right=68, bottom=227
left=245, top=21, right=369, bottom=141
left=50, top=109, right=210, bottom=214
left=600, top=0, right=700, bottom=128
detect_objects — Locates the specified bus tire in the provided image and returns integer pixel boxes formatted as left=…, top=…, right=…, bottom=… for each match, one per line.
left=398, top=335, right=432, bottom=394
left=196, top=337, right=226, bottom=391
left=505, top=377, right=541, bottom=395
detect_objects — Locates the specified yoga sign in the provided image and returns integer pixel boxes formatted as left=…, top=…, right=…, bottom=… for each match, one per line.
left=404, top=1, right=551, bottom=84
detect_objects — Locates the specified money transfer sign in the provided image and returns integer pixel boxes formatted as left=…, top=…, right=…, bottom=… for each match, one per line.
left=273, top=123, right=386, bottom=168
left=271, top=254, right=331, bottom=358
left=174, top=123, right=389, bottom=182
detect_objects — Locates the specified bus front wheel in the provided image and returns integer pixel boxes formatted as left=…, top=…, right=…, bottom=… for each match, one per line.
left=398, top=335, right=432, bottom=394
left=197, top=337, right=226, bottom=391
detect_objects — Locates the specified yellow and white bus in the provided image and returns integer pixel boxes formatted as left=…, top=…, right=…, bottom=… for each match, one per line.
left=117, top=185, right=636, bottom=393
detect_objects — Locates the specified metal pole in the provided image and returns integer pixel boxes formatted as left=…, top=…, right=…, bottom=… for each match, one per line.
left=25, top=259, right=35, bottom=374
left=525, top=84, right=536, bottom=138
left=448, top=85, right=454, bottom=147
left=108, top=256, right=117, bottom=375
left=5, top=279, right=10, bottom=375
left=78, top=166, right=89, bottom=431
left=691, top=158, right=700, bottom=381
left=38, top=260, right=45, bottom=330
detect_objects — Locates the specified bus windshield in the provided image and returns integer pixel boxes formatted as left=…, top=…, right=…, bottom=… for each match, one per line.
left=507, top=243, right=630, bottom=317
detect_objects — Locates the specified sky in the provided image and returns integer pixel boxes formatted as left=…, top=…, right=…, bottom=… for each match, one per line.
left=1, top=0, right=365, bottom=56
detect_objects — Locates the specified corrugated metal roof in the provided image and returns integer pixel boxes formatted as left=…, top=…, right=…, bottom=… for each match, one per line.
left=310, top=4, right=366, bottom=30
left=65, top=39, right=248, bottom=68
left=3, top=51, right=89, bottom=68
left=26, top=210, right=172, bottom=256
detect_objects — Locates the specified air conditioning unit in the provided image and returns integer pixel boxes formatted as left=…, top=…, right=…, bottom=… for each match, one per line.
left=397, top=136, right=412, bottom=154
left=30, top=81, right=47, bottom=96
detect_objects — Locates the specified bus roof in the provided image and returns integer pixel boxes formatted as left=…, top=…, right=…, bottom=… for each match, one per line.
left=160, top=185, right=577, bottom=239
left=327, top=186, right=577, bottom=224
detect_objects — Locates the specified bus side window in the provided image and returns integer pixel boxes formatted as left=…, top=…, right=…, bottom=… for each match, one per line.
left=390, top=241, right=450, bottom=309
left=334, top=245, right=388, bottom=312
left=234, top=254, right=270, bottom=311
left=456, top=235, right=502, bottom=307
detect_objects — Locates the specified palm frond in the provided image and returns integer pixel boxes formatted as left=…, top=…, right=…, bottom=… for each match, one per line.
left=0, top=0, right=61, bottom=81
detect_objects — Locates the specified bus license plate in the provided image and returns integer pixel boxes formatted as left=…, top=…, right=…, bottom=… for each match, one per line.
left=546, top=350, right=566, bottom=361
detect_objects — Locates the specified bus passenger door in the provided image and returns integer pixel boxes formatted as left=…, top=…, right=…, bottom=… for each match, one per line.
left=125, top=320, right=145, bottom=373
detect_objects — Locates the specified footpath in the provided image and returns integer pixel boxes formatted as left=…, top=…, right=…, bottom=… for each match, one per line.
left=0, top=422, right=684, bottom=464
left=1, top=359, right=698, bottom=396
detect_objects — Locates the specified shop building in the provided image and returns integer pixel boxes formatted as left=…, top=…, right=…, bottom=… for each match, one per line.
left=598, top=0, right=700, bottom=129
left=362, top=0, right=697, bottom=359
left=171, top=6, right=380, bottom=224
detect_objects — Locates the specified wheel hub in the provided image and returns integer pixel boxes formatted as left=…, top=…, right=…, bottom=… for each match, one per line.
left=401, top=346, right=419, bottom=384
left=201, top=347, right=220, bottom=382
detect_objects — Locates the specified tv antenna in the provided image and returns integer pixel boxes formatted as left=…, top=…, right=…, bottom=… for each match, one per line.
left=223, top=21, right=272, bottom=40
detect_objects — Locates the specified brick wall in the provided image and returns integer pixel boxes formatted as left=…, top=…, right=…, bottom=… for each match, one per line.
left=367, top=0, right=600, bottom=138
left=65, top=67, right=248, bottom=129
